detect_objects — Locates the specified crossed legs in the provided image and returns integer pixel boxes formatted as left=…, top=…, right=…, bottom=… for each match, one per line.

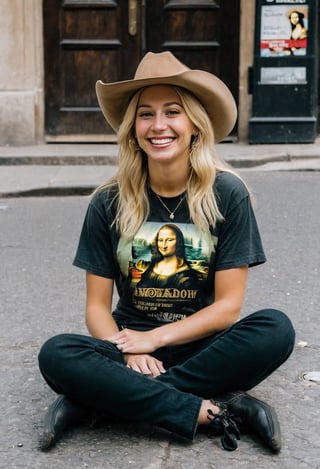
left=38, top=309, right=295, bottom=450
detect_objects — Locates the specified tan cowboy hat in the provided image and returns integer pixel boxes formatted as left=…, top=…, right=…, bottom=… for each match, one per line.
left=96, top=51, right=237, bottom=142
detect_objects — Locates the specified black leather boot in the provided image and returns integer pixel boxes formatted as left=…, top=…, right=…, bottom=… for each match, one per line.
left=39, top=395, right=95, bottom=451
left=215, top=391, right=281, bottom=453
left=207, top=404, right=241, bottom=451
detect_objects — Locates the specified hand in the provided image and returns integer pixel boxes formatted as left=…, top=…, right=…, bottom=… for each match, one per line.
left=107, top=328, right=159, bottom=355
left=124, top=353, right=166, bottom=378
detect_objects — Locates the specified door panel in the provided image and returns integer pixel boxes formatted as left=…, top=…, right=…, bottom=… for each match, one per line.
left=43, top=0, right=239, bottom=140
left=43, top=0, right=141, bottom=138
left=147, top=0, right=239, bottom=111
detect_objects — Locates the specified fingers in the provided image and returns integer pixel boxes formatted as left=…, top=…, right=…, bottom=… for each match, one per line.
left=115, top=340, right=130, bottom=353
left=109, top=329, right=157, bottom=355
left=146, top=359, right=165, bottom=377
left=125, top=354, right=166, bottom=378
left=111, top=329, right=130, bottom=346
left=107, top=331, right=127, bottom=348
left=128, top=359, right=152, bottom=375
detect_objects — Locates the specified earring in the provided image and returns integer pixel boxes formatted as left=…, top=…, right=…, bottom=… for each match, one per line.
left=190, top=135, right=199, bottom=158
left=130, top=137, right=140, bottom=152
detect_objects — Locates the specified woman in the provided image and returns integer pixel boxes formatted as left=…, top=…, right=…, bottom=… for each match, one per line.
left=134, top=223, right=203, bottom=321
left=136, top=223, right=202, bottom=286
left=38, top=52, right=295, bottom=453
left=288, top=10, right=308, bottom=40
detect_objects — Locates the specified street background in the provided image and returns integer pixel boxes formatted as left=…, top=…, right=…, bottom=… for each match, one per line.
left=1, top=163, right=320, bottom=468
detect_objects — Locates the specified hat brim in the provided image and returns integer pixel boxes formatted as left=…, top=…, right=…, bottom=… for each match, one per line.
left=96, top=70, right=237, bottom=143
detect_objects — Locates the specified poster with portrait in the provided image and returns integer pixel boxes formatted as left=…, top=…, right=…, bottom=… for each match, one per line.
left=260, top=4, right=308, bottom=56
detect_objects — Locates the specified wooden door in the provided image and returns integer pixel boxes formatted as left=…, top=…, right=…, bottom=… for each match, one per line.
left=147, top=0, right=240, bottom=120
left=43, top=0, right=141, bottom=140
left=43, top=0, right=239, bottom=141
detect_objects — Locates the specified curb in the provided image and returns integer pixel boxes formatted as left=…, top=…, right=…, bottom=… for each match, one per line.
left=0, top=155, right=119, bottom=166
left=0, top=150, right=299, bottom=169
left=0, top=186, right=95, bottom=198
left=1, top=144, right=320, bottom=198
left=1, top=145, right=319, bottom=168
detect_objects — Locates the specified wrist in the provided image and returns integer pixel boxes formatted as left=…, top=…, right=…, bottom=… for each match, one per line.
left=151, top=326, right=169, bottom=348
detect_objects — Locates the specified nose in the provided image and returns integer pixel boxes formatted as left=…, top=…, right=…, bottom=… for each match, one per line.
left=151, top=112, right=167, bottom=131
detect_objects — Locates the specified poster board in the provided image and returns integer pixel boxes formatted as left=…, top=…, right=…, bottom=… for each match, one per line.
left=260, top=4, right=308, bottom=56
left=260, top=66, right=307, bottom=84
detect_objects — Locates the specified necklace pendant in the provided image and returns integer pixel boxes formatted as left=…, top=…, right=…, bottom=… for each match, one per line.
left=154, top=190, right=185, bottom=221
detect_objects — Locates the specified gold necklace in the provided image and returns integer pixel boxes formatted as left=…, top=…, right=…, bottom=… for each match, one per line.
left=155, top=193, right=185, bottom=220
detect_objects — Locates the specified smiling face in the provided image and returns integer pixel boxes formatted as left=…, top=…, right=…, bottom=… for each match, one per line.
left=290, top=12, right=300, bottom=25
left=157, top=227, right=177, bottom=257
left=135, top=85, right=195, bottom=167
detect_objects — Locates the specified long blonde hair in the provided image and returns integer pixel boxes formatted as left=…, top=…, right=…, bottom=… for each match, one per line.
left=97, top=86, right=233, bottom=238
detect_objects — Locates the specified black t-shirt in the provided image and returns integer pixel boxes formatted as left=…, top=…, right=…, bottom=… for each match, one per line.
left=73, top=171, right=266, bottom=329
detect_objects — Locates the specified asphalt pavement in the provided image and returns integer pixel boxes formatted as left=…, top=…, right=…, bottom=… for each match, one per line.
left=0, top=143, right=320, bottom=468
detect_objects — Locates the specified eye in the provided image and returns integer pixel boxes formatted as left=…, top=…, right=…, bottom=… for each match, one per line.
left=138, top=111, right=153, bottom=119
left=166, top=109, right=180, bottom=116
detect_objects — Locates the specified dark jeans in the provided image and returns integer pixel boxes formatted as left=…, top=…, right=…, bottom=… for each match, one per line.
left=38, top=309, right=295, bottom=440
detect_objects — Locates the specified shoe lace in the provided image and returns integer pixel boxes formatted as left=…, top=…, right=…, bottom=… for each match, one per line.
left=207, top=404, right=241, bottom=451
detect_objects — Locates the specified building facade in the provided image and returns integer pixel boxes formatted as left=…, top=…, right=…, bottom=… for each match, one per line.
left=2, top=0, right=315, bottom=146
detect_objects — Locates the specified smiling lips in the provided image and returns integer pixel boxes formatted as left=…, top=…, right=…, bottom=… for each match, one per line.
left=149, top=137, right=175, bottom=145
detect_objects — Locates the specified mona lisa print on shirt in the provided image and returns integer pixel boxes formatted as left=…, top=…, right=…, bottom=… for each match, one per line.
left=117, top=222, right=217, bottom=323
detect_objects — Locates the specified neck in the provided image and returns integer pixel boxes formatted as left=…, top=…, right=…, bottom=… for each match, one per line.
left=148, top=163, right=188, bottom=197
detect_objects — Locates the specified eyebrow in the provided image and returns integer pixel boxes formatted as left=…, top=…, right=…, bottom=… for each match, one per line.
left=137, top=101, right=182, bottom=109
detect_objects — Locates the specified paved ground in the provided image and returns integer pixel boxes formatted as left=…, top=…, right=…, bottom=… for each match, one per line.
left=0, top=141, right=320, bottom=198
left=0, top=143, right=320, bottom=468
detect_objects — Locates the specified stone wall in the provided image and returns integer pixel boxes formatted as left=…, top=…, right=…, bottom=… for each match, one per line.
left=238, top=0, right=255, bottom=142
left=0, top=0, right=44, bottom=145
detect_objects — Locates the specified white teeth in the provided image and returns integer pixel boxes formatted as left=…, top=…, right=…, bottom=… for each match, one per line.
left=150, top=138, right=174, bottom=145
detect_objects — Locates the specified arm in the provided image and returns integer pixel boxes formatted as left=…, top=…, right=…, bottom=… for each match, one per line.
left=155, top=266, right=248, bottom=346
left=112, top=266, right=248, bottom=353
left=85, top=271, right=119, bottom=338
left=85, top=271, right=165, bottom=376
